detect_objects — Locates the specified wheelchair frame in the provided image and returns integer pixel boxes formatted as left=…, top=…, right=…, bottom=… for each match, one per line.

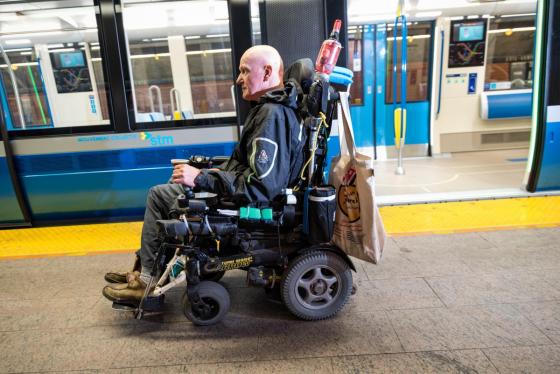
left=117, top=62, right=357, bottom=325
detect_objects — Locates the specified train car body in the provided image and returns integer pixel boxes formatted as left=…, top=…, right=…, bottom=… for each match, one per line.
left=0, top=0, right=558, bottom=227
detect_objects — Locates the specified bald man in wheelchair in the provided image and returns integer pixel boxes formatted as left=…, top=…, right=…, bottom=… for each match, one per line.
left=103, top=45, right=307, bottom=302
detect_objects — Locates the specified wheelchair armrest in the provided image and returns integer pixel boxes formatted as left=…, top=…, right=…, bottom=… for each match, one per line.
left=216, top=200, right=238, bottom=210
left=178, top=155, right=229, bottom=169
left=210, top=156, right=229, bottom=168
left=157, top=219, right=188, bottom=238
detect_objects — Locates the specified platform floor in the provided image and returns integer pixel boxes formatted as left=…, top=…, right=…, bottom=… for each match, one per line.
left=1, top=226, right=560, bottom=373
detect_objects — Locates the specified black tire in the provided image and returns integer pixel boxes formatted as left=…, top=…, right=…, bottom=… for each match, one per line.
left=281, top=251, right=353, bottom=321
left=200, top=270, right=225, bottom=282
left=181, top=281, right=230, bottom=326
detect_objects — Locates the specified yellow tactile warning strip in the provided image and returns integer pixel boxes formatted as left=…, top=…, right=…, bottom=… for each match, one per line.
left=1, top=196, right=559, bottom=260
left=380, top=196, right=560, bottom=236
left=0, top=222, right=142, bottom=260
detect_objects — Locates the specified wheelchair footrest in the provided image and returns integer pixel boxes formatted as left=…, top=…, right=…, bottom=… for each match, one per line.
left=141, top=295, right=165, bottom=311
left=111, top=301, right=137, bottom=312
left=111, top=295, right=165, bottom=313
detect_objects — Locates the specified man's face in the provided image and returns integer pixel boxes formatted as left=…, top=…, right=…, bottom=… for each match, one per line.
left=236, top=54, right=267, bottom=101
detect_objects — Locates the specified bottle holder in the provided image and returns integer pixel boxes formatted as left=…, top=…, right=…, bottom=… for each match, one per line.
left=307, top=186, right=336, bottom=244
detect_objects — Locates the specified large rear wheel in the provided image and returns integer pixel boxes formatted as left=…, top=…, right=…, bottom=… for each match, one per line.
left=281, top=251, right=352, bottom=321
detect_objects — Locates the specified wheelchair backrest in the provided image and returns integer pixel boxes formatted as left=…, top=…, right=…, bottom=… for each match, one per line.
left=284, top=59, right=353, bottom=189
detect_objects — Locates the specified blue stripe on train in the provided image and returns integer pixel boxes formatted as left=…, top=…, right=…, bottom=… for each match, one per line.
left=537, top=121, right=560, bottom=191
left=16, top=139, right=342, bottom=222
left=16, top=142, right=236, bottom=174
left=16, top=142, right=236, bottom=222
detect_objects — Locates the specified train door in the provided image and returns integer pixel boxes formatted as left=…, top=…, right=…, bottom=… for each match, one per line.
left=0, top=51, right=31, bottom=227
left=377, top=22, right=434, bottom=159
left=348, top=25, right=375, bottom=152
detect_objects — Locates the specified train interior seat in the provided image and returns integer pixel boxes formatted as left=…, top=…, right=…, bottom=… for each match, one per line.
left=182, top=110, right=194, bottom=120
left=149, top=112, right=166, bottom=121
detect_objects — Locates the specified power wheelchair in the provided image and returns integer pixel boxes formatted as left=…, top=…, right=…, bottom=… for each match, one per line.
left=114, top=59, right=357, bottom=326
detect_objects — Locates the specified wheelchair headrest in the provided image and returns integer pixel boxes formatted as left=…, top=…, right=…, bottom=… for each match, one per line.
left=284, top=58, right=315, bottom=95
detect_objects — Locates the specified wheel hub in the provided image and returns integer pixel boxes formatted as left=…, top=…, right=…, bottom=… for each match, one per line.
left=294, top=264, right=342, bottom=310
left=192, top=297, right=218, bottom=319
left=311, top=279, right=327, bottom=295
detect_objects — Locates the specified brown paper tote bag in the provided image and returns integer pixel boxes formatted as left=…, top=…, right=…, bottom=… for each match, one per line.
left=328, top=92, right=387, bottom=264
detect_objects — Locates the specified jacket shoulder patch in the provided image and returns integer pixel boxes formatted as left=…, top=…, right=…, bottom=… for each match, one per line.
left=250, top=137, right=278, bottom=179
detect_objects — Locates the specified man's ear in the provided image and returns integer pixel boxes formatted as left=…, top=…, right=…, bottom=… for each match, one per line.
left=263, top=64, right=272, bottom=81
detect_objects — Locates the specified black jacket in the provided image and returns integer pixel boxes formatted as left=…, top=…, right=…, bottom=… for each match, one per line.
left=196, top=82, right=306, bottom=203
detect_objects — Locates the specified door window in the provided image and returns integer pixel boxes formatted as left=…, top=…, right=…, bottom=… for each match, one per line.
left=485, top=14, right=536, bottom=91
left=347, top=25, right=365, bottom=106
left=385, top=22, right=432, bottom=103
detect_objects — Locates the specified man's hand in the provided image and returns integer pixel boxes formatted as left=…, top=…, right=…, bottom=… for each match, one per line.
left=172, top=164, right=201, bottom=187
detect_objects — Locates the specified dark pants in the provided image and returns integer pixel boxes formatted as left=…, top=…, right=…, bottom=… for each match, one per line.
left=135, top=183, right=185, bottom=270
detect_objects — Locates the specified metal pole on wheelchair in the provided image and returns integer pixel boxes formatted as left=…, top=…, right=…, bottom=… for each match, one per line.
left=135, top=242, right=167, bottom=319
left=308, top=117, right=321, bottom=184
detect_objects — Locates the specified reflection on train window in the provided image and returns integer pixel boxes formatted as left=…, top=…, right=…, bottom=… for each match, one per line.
left=347, top=26, right=364, bottom=106
left=0, top=1, right=110, bottom=130
left=385, top=23, right=432, bottom=103
left=250, top=0, right=262, bottom=45
left=484, top=14, right=536, bottom=91
left=122, top=0, right=236, bottom=124
left=0, top=50, right=52, bottom=128
left=128, top=41, right=174, bottom=120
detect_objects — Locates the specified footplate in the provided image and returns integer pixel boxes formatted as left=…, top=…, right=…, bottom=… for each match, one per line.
left=111, top=295, right=165, bottom=313
left=111, top=301, right=137, bottom=312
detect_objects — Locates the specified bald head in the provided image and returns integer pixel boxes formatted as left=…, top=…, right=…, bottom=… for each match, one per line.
left=236, top=45, right=284, bottom=101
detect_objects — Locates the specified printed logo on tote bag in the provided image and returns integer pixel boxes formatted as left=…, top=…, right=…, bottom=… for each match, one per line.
left=337, top=167, right=360, bottom=223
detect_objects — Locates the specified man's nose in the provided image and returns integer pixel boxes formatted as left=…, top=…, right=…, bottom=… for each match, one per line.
left=235, top=74, right=242, bottom=85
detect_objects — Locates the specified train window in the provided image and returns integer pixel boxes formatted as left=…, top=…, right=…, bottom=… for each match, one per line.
left=385, top=22, right=432, bottom=103
left=0, top=1, right=110, bottom=131
left=250, top=0, right=262, bottom=45
left=347, top=26, right=364, bottom=106
left=484, top=14, right=536, bottom=91
left=121, top=0, right=236, bottom=125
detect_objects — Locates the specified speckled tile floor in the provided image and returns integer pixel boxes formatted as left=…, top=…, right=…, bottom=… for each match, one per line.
left=1, top=227, right=560, bottom=373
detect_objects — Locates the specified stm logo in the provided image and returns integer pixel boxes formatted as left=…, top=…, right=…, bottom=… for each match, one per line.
left=140, top=132, right=174, bottom=146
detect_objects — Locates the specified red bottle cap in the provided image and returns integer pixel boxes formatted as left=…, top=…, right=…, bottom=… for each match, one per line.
left=332, top=19, right=342, bottom=33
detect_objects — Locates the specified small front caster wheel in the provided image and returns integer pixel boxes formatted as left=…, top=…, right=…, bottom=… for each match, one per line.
left=182, top=281, right=230, bottom=326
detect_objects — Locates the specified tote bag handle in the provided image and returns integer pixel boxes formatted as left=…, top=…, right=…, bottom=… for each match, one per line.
left=337, top=92, right=357, bottom=160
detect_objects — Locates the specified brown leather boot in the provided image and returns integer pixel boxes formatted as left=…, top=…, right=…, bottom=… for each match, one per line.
left=102, top=273, right=152, bottom=303
left=104, top=256, right=141, bottom=283
left=104, top=270, right=138, bottom=284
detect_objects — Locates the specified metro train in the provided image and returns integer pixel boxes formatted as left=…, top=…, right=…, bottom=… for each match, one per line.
left=1, top=0, right=558, bottom=228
